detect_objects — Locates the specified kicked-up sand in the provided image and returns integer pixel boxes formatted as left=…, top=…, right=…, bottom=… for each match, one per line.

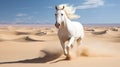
left=0, top=24, right=120, bottom=67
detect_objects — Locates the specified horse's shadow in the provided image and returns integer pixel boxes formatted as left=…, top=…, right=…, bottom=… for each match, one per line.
left=0, top=50, right=63, bottom=64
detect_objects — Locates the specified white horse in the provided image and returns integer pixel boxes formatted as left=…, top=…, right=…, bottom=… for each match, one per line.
left=55, top=4, right=84, bottom=59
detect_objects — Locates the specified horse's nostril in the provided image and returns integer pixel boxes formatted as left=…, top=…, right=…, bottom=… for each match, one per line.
left=55, top=23, right=60, bottom=28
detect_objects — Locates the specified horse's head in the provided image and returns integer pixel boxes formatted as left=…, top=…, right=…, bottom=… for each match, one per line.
left=55, top=6, right=67, bottom=29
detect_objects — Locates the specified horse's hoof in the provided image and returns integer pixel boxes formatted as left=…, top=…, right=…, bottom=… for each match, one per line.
left=65, top=55, right=77, bottom=60
left=71, top=44, right=73, bottom=48
left=65, top=56, right=71, bottom=60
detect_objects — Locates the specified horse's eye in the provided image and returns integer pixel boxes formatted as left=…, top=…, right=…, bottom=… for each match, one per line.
left=55, top=14, right=57, bottom=16
left=61, top=14, right=63, bottom=16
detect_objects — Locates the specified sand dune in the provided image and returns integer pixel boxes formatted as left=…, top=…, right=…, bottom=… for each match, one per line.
left=85, top=28, right=95, bottom=31
left=0, top=25, right=120, bottom=67
left=0, top=34, right=26, bottom=41
left=0, top=34, right=45, bottom=42
left=110, top=27, right=119, bottom=31
left=92, top=30, right=108, bottom=35
left=12, top=35, right=43, bottom=42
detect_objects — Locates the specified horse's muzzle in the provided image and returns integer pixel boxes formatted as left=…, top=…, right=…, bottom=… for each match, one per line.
left=55, top=23, right=60, bottom=28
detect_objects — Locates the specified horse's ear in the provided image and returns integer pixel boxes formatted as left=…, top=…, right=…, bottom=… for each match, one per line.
left=61, top=6, right=64, bottom=10
left=55, top=6, right=57, bottom=10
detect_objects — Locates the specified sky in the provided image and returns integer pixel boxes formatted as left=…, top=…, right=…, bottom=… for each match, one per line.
left=0, top=0, right=120, bottom=24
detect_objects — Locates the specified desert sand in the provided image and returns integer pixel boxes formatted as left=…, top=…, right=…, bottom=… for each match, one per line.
left=0, top=25, right=120, bottom=67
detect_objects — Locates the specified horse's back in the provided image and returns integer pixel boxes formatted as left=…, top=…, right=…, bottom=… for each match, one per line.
left=68, top=21, right=84, bottom=38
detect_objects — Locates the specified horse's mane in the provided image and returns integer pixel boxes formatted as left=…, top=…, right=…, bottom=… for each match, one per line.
left=57, top=4, right=80, bottom=19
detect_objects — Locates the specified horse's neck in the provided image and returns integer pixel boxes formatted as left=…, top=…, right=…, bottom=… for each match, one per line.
left=60, top=17, right=71, bottom=31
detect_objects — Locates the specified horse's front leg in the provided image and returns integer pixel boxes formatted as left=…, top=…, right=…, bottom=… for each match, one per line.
left=65, top=37, right=75, bottom=58
left=59, top=39, right=67, bottom=55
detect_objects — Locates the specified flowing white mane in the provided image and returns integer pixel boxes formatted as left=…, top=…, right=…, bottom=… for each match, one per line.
left=56, top=4, right=80, bottom=19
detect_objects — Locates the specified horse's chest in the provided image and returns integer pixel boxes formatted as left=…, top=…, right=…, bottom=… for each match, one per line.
left=58, top=30, right=70, bottom=41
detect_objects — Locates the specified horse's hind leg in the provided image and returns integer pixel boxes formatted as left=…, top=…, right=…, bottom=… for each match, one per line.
left=77, top=38, right=82, bottom=46
left=66, top=37, right=75, bottom=48
left=76, top=38, right=82, bottom=56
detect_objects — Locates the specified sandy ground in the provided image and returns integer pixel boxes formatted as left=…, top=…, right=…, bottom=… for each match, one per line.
left=0, top=25, right=120, bottom=67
